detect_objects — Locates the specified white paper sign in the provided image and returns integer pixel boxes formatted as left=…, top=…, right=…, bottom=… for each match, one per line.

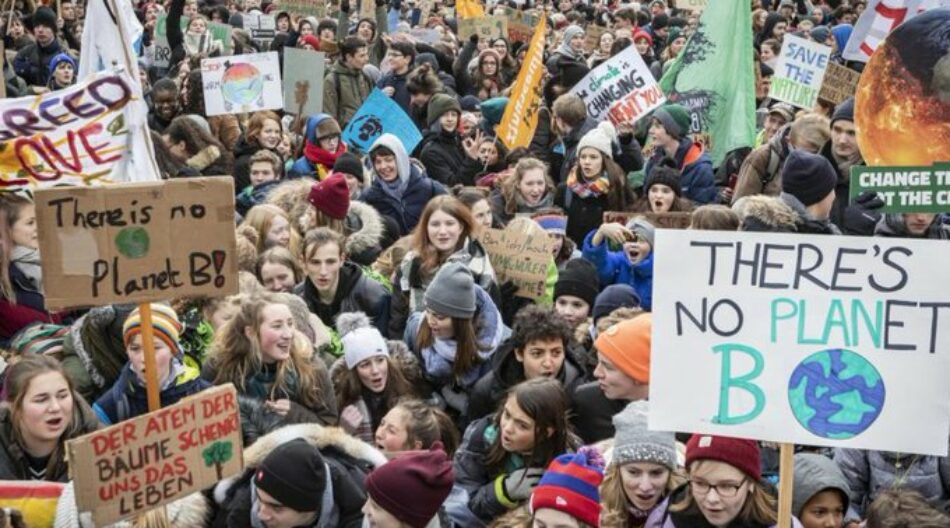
left=842, top=0, right=950, bottom=62
left=567, top=45, right=665, bottom=125
left=769, top=34, right=831, bottom=109
left=201, top=52, right=283, bottom=116
left=650, top=230, right=950, bottom=456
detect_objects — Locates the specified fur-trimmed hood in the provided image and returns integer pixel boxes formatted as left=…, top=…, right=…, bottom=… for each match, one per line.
left=733, top=194, right=799, bottom=232
left=214, top=422, right=387, bottom=505
left=344, top=201, right=386, bottom=262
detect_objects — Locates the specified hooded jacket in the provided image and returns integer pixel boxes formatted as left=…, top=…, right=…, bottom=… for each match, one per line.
left=290, top=114, right=345, bottom=179
left=0, top=395, right=99, bottom=481
left=93, top=360, right=211, bottom=425
left=417, top=124, right=483, bottom=187
left=779, top=192, right=842, bottom=235
left=359, top=133, right=447, bottom=236
left=13, top=37, right=62, bottom=87
left=645, top=138, right=718, bottom=204
left=323, top=60, right=374, bottom=128
left=342, top=201, right=387, bottom=266
left=293, top=260, right=391, bottom=334
left=58, top=305, right=135, bottom=403
left=582, top=231, right=654, bottom=311
left=212, top=423, right=386, bottom=528
left=467, top=339, right=584, bottom=423
left=792, top=453, right=852, bottom=520
left=873, top=214, right=950, bottom=240
left=834, top=446, right=950, bottom=517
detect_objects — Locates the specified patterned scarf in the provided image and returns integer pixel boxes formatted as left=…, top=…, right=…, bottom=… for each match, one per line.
left=567, top=171, right=611, bottom=199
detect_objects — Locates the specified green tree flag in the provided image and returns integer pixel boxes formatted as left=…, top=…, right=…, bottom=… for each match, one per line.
left=658, top=1, right=756, bottom=166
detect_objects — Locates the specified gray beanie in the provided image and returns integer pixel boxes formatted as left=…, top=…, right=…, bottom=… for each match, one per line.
left=792, top=453, right=851, bottom=518
left=611, top=400, right=677, bottom=469
left=626, top=218, right=656, bottom=248
left=424, top=263, right=476, bottom=319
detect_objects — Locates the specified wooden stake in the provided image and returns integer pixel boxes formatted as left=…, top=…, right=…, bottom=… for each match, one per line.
left=137, top=303, right=162, bottom=412
left=777, top=443, right=795, bottom=528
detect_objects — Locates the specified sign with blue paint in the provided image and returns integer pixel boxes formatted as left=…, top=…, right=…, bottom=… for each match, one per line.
left=650, top=230, right=950, bottom=456
left=342, top=89, right=422, bottom=154
left=769, top=34, right=831, bottom=109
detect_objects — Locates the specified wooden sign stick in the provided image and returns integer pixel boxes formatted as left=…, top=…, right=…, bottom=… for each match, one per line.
left=137, top=303, right=162, bottom=412
left=777, top=443, right=795, bottom=527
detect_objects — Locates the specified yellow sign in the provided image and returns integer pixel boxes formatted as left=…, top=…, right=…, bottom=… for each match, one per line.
left=497, top=16, right=547, bottom=150
left=457, top=0, right=485, bottom=19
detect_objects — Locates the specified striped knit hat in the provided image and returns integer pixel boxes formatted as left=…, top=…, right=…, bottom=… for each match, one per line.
left=122, top=304, right=183, bottom=354
left=530, top=451, right=605, bottom=526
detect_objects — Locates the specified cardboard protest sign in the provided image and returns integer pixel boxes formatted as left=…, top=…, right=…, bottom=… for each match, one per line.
left=583, top=25, right=608, bottom=53
left=569, top=45, right=665, bottom=125
left=152, top=14, right=232, bottom=68
left=603, top=211, right=693, bottom=229
left=35, top=178, right=239, bottom=310
left=280, top=0, right=326, bottom=19
left=282, top=48, right=325, bottom=116
left=818, top=62, right=861, bottom=105
left=769, top=34, right=831, bottom=109
left=842, top=0, right=950, bottom=62
left=0, top=70, right=161, bottom=191
left=0, top=481, right=65, bottom=528
left=360, top=0, right=376, bottom=20
left=850, top=165, right=950, bottom=213
left=342, top=88, right=423, bottom=154
left=458, top=16, right=507, bottom=41
left=457, top=0, right=485, bottom=18
left=497, top=16, right=546, bottom=150
left=651, top=230, right=950, bottom=456
left=244, top=13, right=276, bottom=49
left=67, top=385, right=243, bottom=526
left=418, top=0, right=434, bottom=24
left=479, top=219, right=554, bottom=300
left=201, top=52, right=283, bottom=116
left=676, top=0, right=708, bottom=12
left=408, top=27, right=442, bottom=45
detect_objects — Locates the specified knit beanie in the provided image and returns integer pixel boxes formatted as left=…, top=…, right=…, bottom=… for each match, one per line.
left=332, top=151, right=364, bottom=179
left=299, top=34, right=321, bottom=50
left=342, top=326, right=389, bottom=369
left=644, top=165, right=682, bottom=197
left=424, top=263, right=477, bottom=319
left=652, top=13, right=669, bottom=30
left=480, top=97, right=509, bottom=127
left=612, top=400, right=677, bottom=469
left=460, top=95, right=481, bottom=112
left=809, top=26, right=831, bottom=45
left=365, top=444, right=455, bottom=528
left=123, top=304, right=182, bottom=353
left=666, top=26, right=682, bottom=44
left=625, top=218, right=656, bottom=248
left=427, top=93, right=462, bottom=127
left=652, top=104, right=691, bottom=139
left=592, top=284, right=640, bottom=322
left=255, top=438, right=327, bottom=512
left=32, top=7, right=57, bottom=30
left=48, top=53, right=77, bottom=77
left=308, top=173, right=350, bottom=220
left=533, top=212, right=567, bottom=237
left=780, top=150, right=837, bottom=207
left=595, top=313, right=652, bottom=384
left=477, top=47, right=501, bottom=67
left=830, top=97, right=855, bottom=127
left=633, top=28, right=654, bottom=46
left=576, top=121, right=617, bottom=160
left=685, top=434, right=761, bottom=481
left=555, top=258, right=600, bottom=308
left=530, top=451, right=604, bottom=527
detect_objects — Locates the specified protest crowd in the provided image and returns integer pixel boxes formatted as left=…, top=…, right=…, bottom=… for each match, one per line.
left=0, top=0, right=949, bottom=526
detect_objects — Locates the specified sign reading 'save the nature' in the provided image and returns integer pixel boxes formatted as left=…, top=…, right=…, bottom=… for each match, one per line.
left=650, top=230, right=950, bottom=456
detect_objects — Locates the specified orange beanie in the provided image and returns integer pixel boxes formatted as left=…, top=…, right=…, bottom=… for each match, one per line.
left=594, top=313, right=652, bottom=383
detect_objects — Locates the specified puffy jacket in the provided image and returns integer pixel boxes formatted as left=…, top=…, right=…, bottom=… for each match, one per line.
left=13, top=38, right=62, bottom=87
left=451, top=417, right=527, bottom=525
left=0, top=395, right=99, bottom=481
left=834, top=446, right=950, bottom=517
left=645, top=138, right=718, bottom=204
left=323, top=61, right=374, bottom=128
left=293, top=261, right=391, bottom=334
left=93, top=361, right=211, bottom=425
left=570, top=381, right=627, bottom=444
left=582, top=231, right=654, bottom=311
left=359, top=134, right=447, bottom=236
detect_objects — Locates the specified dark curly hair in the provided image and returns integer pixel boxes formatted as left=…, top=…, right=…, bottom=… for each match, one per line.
left=510, top=305, right=573, bottom=351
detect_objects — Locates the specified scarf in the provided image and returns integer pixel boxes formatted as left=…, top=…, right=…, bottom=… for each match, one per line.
left=833, top=150, right=863, bottom=182
left=303, top=141, right=346, bottom=172
left=567, top=171, right=611, bottom=199
left=11, top=245, right=42, bottom=291
left=515, top=191, right=554, bottom=214
left=245, top=362, right=300, bottom=402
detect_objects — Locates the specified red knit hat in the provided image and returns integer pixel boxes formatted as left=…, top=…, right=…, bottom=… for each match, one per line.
left=594, top=313, right=652, bottom=384
left=299, top=34, right=321, bottom=49
left=633, top=28, right=654, bottom=46
left=685, top=434, right=762, bottom=481
left=530, top=450, right=605, bottom=527
left=365, top=444, right=454, bottom=528
left=308, top=173, right=350, bottom=220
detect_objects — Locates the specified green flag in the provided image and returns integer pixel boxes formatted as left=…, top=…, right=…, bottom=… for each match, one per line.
left=658, top=1, right=756, bottom=166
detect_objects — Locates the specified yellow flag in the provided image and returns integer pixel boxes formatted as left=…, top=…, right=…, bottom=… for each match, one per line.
left=457, top=0, right=485, bottom=19
left=497, top=16, right=546, bottom=150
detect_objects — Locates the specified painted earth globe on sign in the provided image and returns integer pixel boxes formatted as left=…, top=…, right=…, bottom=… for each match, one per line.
left=855, top=9, right=950, bottom=166
left=787, top=349, right=885, bottom=440
left=221, top=62, right=264, bottom=106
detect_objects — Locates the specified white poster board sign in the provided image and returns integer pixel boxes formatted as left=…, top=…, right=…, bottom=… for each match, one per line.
left=769, top=34, right=831, bottom=109
left=567, top=45, right=665, bottom=125
left=201, top=52, right=283, bottom=116
left=650, top=230, right=950, bottom=456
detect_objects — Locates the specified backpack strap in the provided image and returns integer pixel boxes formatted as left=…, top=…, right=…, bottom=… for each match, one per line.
left=761, top=146, right=781, bottom=186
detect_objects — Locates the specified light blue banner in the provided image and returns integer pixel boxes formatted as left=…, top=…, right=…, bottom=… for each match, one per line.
left=342, top=88, right=422, bottom=154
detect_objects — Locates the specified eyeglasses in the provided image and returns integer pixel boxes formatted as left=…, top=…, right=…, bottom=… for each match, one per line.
left=689, top=478, right=746, bottom=498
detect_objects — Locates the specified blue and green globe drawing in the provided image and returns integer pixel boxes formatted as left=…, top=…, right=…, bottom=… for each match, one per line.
left=788, top=349, right=885, bottom=440
left=221, top=62, right=263, bottom=106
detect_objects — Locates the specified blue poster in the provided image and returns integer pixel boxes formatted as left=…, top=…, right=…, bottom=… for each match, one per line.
left=342, top=89, right=422, bottom=154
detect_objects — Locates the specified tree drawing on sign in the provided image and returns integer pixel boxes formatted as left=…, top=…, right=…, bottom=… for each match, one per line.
left=203, top=440, right=234, bottom=480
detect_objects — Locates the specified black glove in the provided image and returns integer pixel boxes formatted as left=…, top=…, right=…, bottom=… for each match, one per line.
left=841, top=190, right=884, bottom=236
left=340, top=0, right=350, bottom=13
left=470, top=33, right=479, bottom=45
left=500, top=280, right=534, bottom=326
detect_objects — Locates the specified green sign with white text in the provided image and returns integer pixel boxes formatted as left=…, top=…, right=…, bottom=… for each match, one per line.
left=850, top=164, right=950, bottom=213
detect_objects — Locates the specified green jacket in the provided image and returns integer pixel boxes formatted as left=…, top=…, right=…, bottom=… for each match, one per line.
left=323, top=61, right=374, bottom=129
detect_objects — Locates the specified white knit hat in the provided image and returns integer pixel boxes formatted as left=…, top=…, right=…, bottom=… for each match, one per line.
left=576, top=121, right=617, bottom=160
left=342, top=326, right=389, bottom=369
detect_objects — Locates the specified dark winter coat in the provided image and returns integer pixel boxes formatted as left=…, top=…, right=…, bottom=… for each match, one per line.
left=376, top=70, right=412, bottom=116
left=359, top=143, right=447, bottom=236
left=232, top=135, right=279, bottom=191
left=820, top=141, right=866, bottom=234
left=341, top=201, right=388, bottom=266
left=570, top=381, right=628, bottom=444
left=556, top=118, right=598, bottom=185
left=644, top=138, right=718, bottom=204
left=0, top=396, right=99, bottom=481
left=833, top=446, right=950, bottom=517
left=235, top=179, right=282, bottom=217
left=452, top=417, right=528, bottom=524
left=58, top=305, right=135, bottom=403
left=417, top=128, right=483, bottom=187
left=93, top=362, right=211, bottom=425
left=467, top=339, right=584, bottom=422
left=293, top=261, right=391, bottom=334
left=13, top=38, right=62, bottom=87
